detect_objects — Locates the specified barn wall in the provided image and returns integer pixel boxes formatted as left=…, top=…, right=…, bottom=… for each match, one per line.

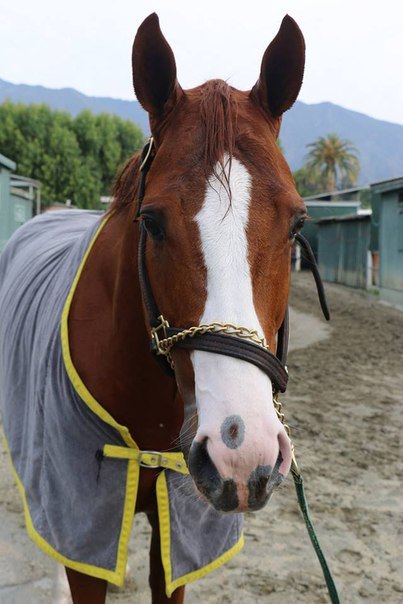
left=303, top=201, right=359, bottom=260
left=318, top=216, right=371, bottom=289
left=0, top=156, right=16, bottom=251
left=376, top=181, right=403, bottom=306
left=0, top=155, right=34, bottom=251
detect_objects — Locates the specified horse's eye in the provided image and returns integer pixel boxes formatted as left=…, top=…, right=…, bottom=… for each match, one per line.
left=290, top=216, right=306, bottom=239
left=141, top=214, right=165, bottom=241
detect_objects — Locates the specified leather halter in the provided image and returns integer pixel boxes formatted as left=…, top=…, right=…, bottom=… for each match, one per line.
left=135, top=138, right=329, bottom=394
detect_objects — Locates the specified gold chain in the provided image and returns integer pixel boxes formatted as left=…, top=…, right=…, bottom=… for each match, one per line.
left=273, top=392, right=300, bottom=476
left=151, top=315, right=300, bottom=475
left=151, top=316, right=270, bottom=357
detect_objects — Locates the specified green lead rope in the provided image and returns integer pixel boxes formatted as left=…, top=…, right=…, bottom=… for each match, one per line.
left=291, top=466, right=340, bottom=604
left=274, top=394, right=339, bottom=602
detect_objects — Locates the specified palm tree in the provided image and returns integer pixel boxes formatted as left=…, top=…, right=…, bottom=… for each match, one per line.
left=304, top=133, right=360, bottom=192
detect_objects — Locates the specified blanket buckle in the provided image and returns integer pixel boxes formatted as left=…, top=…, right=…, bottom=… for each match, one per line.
left=138, top=450, right=163, bottom=469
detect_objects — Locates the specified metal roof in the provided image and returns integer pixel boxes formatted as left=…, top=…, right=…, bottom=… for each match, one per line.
left=317, top=213, right=371, bottom=224
left=0, top=153, right=16, bottom=171
left=304, top=185, right=368, bottom=201
left=370, top=177, right=403, bottom=193
left=10, top=174, right=41, bottom=188
left=305, top=200, right=360, bottom=207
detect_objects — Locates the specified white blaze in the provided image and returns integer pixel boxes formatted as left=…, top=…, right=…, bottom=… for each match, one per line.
left=192, top=156, right=286, bottom=480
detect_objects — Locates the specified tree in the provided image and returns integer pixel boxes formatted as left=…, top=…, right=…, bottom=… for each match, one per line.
left=0, top=101, right=145, bottom=208
left=304, top=133, right=360, bottom=192
left=293, top=164, right=322, bottom=197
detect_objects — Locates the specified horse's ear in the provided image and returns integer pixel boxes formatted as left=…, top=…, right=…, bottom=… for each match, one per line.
left=132, top=13, right=182, bottom=116
left=251, top=15, right=305, bottom=118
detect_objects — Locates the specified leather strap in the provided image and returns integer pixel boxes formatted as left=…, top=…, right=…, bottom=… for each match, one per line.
left=138, top=224, right=161, bottom=328
left=296, top=233, right=330, bottom=321
left=163, top=328, right=288, bottom=393
left=276, top=308, right=289, bottom=367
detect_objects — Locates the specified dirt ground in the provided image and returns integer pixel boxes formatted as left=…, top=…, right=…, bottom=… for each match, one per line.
left=0, top=272, right=402, bottom=603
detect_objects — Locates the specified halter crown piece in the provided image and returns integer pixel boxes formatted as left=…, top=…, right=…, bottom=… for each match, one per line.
left=135, top=139, right=339, bottom=604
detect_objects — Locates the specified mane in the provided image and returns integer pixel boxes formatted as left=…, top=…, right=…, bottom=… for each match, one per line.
left=200, top=79, right=237, bottom=194
left=109, top=154, right=140, bottom=213
left=109, top=79, right=237, bottom=212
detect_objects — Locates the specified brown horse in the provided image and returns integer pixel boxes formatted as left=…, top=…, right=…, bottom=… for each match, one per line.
left=65, top=12, right=306, bottom=602
left=0, top=12, right=308, bottom=604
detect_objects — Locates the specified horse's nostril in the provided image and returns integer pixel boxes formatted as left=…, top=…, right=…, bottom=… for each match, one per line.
left=188, top=439, right=222, bottom=493
left=248, top=465, right=272, bottom=510
left=258, top=474, right=269, bottom=489
left=188, top=440, right=239, bottom=512
left=247, top=457, right=285, bottom=511
left=269, top=452, right=285, bottom=489
left=275, top=451, right=283, bottom=472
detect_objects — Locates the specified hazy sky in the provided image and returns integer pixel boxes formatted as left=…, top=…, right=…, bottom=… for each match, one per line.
left=1, top=0, right=403, bottom=125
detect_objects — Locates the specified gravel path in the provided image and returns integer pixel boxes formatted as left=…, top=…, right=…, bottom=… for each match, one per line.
left=1, top=272, right=402, bottom=603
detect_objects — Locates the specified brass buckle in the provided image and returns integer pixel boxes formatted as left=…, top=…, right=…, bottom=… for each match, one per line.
left=138, top=450, right=162, bottom=468
left=150, top=315, right=170, bottom=355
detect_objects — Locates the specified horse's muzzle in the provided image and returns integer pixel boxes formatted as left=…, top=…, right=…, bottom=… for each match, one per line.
left=187, top=440, right=284, bottom=512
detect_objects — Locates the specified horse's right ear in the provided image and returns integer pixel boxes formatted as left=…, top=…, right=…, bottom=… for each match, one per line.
left=132, top=13, right=182, bottom=117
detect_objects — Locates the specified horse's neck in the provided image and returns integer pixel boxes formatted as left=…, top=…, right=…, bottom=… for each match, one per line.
left=68, top=209, right=182, bottom=450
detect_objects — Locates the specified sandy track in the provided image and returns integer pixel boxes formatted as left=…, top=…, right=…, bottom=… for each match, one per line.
left=1, top=272, right=402, bottom=603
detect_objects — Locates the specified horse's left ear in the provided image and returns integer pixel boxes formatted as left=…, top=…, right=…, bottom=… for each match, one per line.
left=251, top=15, right=305, bottom=118
left=132, top=13, right=182, bottom=117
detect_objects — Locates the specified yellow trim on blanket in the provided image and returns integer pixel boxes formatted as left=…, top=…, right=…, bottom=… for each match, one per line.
left=4, top=214, right=244, bottom=592
left=59, top=214, right=139, bottom=584
left=1, top=430, right=133, bottom=586
left=156, top=472, right=245, bottom=598
left=60, top=215, right=137, bottom=449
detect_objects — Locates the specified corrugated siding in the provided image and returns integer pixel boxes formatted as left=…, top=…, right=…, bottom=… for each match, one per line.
left=318, top=218, right=371, bottom=288
left=303, top=202, right=359, bottom=259
left=0, top=166, right=34, bottom=251
left=0, top=166, right=11, bottom=251
left=379, top=191, right=403, bottom=296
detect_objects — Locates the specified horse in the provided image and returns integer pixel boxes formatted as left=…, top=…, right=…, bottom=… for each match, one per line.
left=0, top=12, right=310, bottom=604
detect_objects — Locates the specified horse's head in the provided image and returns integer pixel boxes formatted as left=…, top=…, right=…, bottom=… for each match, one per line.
left=132, top=14, right=306, bottom=512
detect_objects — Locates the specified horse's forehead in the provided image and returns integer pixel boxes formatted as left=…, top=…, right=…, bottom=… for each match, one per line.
left=151, top=82, right=294, bottom=209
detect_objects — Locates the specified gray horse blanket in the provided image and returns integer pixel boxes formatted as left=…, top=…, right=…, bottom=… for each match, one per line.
left=0, top=211, right=243, bottom=594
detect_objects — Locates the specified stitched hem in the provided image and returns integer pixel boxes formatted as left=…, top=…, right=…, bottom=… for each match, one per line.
left=156, top=472, right=244, bottom=597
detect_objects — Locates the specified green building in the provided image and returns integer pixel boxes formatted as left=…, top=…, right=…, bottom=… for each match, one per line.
left=317, top=214, right=371, bottom=289
left=371, top=178, right=403, bottom=307
left=0, top=153, right=40, bottom=251
left=303, top=200, right=360, bottom=261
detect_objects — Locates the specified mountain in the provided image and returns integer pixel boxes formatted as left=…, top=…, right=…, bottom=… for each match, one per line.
left=281, top=101, right=403, bottom=184
left=1, top=78, right=402, bottom=185
left=0, top=78, right=149, bottom=133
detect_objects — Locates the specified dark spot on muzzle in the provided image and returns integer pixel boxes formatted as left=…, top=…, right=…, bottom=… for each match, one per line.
left=188, top=440, right=239, bottom=512
left=220, top=415, right=245, bottom=449
left=248, top=453, right=284, bottom=511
